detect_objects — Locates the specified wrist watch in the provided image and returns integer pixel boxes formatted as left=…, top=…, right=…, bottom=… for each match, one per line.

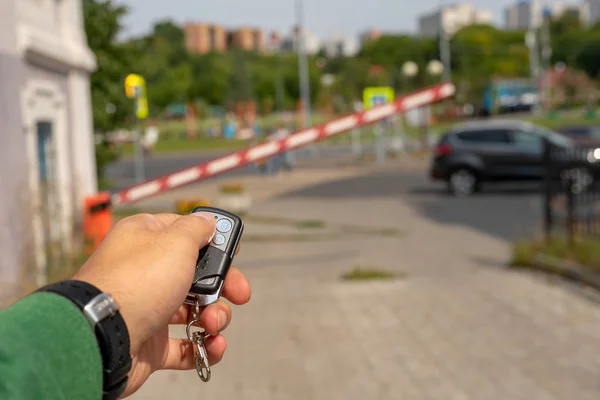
left=36, top=280, right=132, bottom=400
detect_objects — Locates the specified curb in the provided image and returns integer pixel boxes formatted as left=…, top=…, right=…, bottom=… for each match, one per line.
left=512, top=252, right=600, bottom=291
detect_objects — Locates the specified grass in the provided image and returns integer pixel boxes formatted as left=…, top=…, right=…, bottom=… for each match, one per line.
left=294, top=219, right=326, bottom=229
left=220, top=183, right=246, bottom=194
left=121, top=136, right=251, bottom=154
left=511, top=235, right=600, bottom=272
left=340, top=266, right=402, bottom=281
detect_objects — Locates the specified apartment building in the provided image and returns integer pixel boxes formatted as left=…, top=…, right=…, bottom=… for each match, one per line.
left=504, top=0, right=543, bottom=29
left=279, top=25, right=321, bottom=55
left=227, top=26, right=264, bottom=52
left=184, top=22, right=264, bottom=54
left=359, top=28, right=382, bottom=44
left=184, top=23, right=227, bottom=54
left=322, top=34, right=360, bottom=57
left=418, top=2, right=493, bottom=37
left=505, top=0, right=589, bottom=29
left=550, top=1, right=589, bottom=24
left=583, top=0, right=600, bottom=25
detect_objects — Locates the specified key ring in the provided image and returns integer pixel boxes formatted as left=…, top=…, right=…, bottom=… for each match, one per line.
left=185, top=300, right=211, bottom=382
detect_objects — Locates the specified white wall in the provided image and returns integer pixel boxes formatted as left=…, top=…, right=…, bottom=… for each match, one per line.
left=16, top=0, right=97, bottom=284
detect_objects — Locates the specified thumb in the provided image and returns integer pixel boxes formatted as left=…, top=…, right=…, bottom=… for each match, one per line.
left=162, top=212, right=217, bottom=251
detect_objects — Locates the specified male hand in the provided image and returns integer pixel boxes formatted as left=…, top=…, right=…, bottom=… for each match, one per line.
left=73, top=212, right=251, bottom=397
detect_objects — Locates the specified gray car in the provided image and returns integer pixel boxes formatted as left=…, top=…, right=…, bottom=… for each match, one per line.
left=430, top=120, right=573, bottom=196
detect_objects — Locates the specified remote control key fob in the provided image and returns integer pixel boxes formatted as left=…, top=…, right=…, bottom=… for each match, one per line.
left=185, top=207, right=244, bottom=307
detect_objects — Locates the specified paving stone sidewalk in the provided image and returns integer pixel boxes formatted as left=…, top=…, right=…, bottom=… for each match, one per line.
left=131, top=172, right=600, bottom=400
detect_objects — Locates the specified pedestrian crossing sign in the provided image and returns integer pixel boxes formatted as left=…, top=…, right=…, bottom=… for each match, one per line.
left=363, top=87, right=395, bottom=110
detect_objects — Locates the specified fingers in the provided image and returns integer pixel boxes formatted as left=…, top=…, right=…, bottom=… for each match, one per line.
left=201, top=301, right=232, bottom=335
left=169, top=266, right=250, bottom=326
left=162, top=335, right=227, bottom=370
left=169, top=300, right=232, bottom=335
left=222, top=267, right=251, bottom=305
left=161, top=212, right=216, bottom=251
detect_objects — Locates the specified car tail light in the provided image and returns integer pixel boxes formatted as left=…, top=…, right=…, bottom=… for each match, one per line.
left=434, top=143, right=453, bottom=156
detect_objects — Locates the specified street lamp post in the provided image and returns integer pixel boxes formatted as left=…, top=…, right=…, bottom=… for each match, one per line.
left=295, top=0, right=312, bottom=128
left=438, top=0, right=451, bottom=82
left=402, top=60, right=444, bottom=150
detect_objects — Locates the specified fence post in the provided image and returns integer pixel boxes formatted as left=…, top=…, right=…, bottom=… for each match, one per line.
left=566, top=178, right=575, bottom=247
left=543, top=138, right=553, bottom=242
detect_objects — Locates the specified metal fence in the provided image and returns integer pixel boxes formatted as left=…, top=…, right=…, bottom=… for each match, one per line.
left=544, top=141, right=600, bottom=242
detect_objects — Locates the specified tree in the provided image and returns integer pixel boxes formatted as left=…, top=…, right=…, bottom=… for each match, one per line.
left=188, top=53, right=231, bottom=105
left=84, top=0, right=135, bottom=132
left=575, top=33, right=600, bottom=79
left=84, top=0, right=137, bottom=188
left=132, top=20, right=193, bottom=113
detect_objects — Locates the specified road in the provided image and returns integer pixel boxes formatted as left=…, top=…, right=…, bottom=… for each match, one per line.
left=104, top=145, right=380, bottom=193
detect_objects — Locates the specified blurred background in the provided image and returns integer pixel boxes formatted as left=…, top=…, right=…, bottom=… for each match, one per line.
left=2, top=0, right=600, bottom=399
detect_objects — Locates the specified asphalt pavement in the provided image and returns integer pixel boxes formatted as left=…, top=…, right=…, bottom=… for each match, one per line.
left=276, top=168, right=543, bottom=242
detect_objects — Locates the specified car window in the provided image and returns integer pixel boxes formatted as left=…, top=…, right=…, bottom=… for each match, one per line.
left=456, top=129, right=511, bottom=144
left=511, top=130, right=543, bottom=151
left=532, top=126, right=572, bottom=147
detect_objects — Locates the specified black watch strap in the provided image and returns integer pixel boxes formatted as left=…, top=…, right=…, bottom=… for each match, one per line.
left=36, top=280, right=132, bottom=400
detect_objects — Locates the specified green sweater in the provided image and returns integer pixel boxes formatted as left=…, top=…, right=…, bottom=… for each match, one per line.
left=0, top=292, right=103, bottom=399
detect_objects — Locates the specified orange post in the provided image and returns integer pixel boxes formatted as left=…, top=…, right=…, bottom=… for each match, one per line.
left=83, top=192, right=113, bottom=255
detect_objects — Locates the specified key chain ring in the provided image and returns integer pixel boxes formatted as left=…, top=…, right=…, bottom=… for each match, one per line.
left=186, top=319, right=208, bottom=341
left=186, top=300, right=206, bottom=340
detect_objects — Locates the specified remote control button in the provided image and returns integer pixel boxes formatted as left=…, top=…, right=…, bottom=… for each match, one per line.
left=212, top=234, right=226, bottom=246
left=197, top=277, right=216, bottom=286
left=216, top=219, right=232, bottom=233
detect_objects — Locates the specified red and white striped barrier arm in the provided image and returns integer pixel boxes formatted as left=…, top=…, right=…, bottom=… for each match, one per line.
left=113, top=81, right=455, bottom=205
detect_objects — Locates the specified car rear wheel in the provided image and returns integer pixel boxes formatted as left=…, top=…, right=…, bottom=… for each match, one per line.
left=448, top=169, right=478, bottom=197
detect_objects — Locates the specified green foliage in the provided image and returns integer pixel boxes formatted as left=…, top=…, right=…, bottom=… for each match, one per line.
left=341, top=267, right=400, bottom=281
left=83, top=5, right=600, bottom=136
left=85, top=0, right=136, bottom=133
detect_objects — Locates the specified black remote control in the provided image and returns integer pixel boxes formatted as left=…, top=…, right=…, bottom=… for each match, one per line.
left=185, top=207, right=244, bottom=306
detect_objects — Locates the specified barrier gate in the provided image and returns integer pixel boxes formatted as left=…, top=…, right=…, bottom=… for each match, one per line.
left=113, top=82, right=456, bottom=205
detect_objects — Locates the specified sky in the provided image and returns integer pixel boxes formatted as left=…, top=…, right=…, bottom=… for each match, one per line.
left=115, top=0, right=568, bottom=38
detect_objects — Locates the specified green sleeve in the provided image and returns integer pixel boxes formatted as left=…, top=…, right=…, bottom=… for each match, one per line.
left=0, top=292, right=103, bottom=400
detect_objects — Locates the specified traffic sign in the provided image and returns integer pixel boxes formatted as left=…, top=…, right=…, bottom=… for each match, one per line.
left=363, top=86, right=395, bottom=110
left=124, top=74, right=148, bottom=119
